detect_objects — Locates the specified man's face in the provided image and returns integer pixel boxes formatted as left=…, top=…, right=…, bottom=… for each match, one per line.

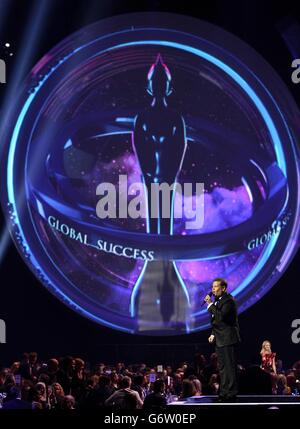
left=212, top=281, right=225, bottom=297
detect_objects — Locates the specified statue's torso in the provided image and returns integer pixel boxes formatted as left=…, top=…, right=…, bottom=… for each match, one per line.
left=134, top=107, right=186, bottom=181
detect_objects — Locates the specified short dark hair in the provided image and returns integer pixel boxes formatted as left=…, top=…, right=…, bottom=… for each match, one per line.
left=213, top=278, right=227, bottom=289
left=119, top=376, right=131, bottom=388
left=153, top=379, right=165, bottom=393
left=133, top=374, right=144, bottom=385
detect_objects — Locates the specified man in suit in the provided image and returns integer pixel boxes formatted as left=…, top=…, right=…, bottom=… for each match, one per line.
left=204, top=278, right=240, bottom=401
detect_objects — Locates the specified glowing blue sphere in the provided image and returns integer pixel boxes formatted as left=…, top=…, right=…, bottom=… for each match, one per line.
left=2, top=13, right=300, bottom=335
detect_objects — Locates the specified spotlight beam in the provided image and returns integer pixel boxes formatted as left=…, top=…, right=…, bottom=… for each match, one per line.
left=0, top=0, right=51, bottom=265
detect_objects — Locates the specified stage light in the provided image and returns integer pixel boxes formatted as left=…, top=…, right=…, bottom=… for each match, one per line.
left=0, top=0, right=50, bottom=265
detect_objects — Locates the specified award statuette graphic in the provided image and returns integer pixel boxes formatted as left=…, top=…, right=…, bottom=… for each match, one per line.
left=132, top=54, right=190, bottom=333
left=1, top=13, right=300, bottom=335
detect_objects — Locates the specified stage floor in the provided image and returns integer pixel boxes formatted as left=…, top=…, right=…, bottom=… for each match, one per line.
left=168, top=395, right=300, bottom=408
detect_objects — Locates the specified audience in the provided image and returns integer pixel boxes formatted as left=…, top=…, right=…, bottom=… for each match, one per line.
left=0, top=350, right=299, bottom=410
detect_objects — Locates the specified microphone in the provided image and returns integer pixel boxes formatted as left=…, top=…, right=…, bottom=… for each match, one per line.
left=201, top=291, right=213, bottom=307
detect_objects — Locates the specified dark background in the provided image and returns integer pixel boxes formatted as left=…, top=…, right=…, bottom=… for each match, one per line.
left=0, top=0, right=299, bottom=369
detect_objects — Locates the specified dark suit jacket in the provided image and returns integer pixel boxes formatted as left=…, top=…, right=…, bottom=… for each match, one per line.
left=208, top=293, right=241, bottom=347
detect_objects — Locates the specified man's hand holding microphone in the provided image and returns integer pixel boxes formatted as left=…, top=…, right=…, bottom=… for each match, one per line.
left=204, top=293, right=213, bottom=305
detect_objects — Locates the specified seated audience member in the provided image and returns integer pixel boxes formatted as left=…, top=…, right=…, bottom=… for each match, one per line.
left=143, top=379, right=167, bottom=410
left=49, top=382, right=65, bottom=409
left=179, top=379, right=197, bottom=399
left=32, top=381, right=49, bottom=409
left=202, top=353, right=219, bottom=384
left=71, top=358, right=86, bottom=403
left=57, top=356, right=75, bottom=395
left=91, top=374, right=115, bottom=408
left=131, top=374, right=146, bottom=401
left=277, top=374, right=291, bottom=395
left=2, top=386, right=31, bottom=409
left=40, top=359, right=60, bottom=385
left=105, top=376, right=143, bottom=409
left=110, top=371, right=119, bottom=390
left=62, top=395, right=76, bottom=410
left=206, top=373, right=220, bottom=395
left=191, top=377, right=202, bottom=396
